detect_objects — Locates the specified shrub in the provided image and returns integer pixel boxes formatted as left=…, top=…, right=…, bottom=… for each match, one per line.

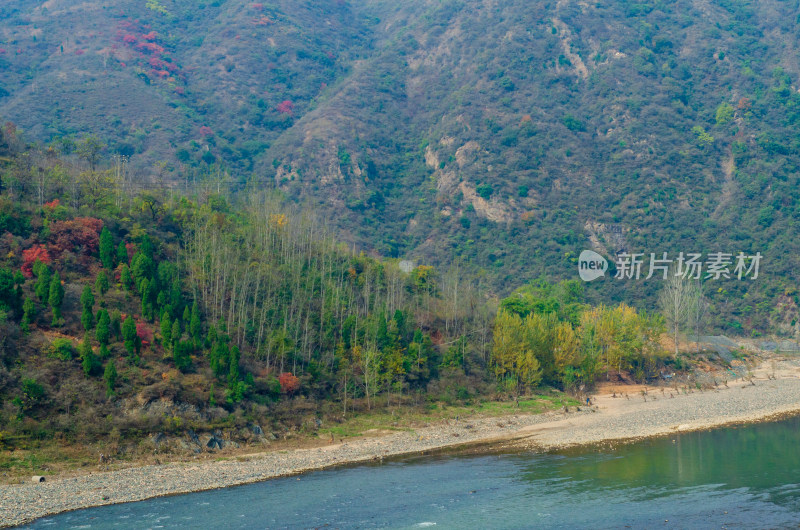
left=475, top=184, right=493, bottom=200
left=50, top=338, right=74, bottom=360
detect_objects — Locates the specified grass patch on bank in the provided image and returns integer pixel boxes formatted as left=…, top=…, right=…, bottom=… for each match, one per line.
left=319, top=392, right=581, bottom=439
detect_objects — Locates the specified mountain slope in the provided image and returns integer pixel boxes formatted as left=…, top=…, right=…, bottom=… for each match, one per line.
left=2, top=0, right=800, bottom=333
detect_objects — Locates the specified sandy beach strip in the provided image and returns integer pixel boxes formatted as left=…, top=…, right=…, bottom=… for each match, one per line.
left=3, top=364, right=800, bottom=527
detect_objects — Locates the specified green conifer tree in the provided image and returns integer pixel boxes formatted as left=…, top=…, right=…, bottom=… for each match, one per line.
left=104, top=360, right=117, bottom=397
left=160, top=313, right=172, bottom=347
left=80, top=333, right=100, bottom=376
left=95, top=270, right=110, bottom=296
left=96, top=309, right=110, bottom=345
left=80, top=285, right=95, bottom=331
left=99, top=226, right=114, bottom=269
left=48, top=271, right=64, bottom=326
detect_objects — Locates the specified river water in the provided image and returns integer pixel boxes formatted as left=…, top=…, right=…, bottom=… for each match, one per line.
left=24, top=416, right=800, bottom=529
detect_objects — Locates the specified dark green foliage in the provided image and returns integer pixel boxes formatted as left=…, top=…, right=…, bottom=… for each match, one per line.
left=119, top=265, right=132, bottom=291
left=34, top=263, right=51, bottom=303
left=81, top=306, right=94, bottom=332
left=209, top=340, right=229, bottom=378
left=95, top=270, right=110, bottom=296
left=173, top=340, right=192, bottom=373
left=562, top=114, right=585, bottom=132
left=0, top=267, right=22, bottom=316
left=96, top=309, right=110, bottom=346
left=160, top=313, right=172, bottom=346
left=80, top=285, right=95, bottom=331
left=189, top=301, right=201, bottom=341
left=80, top=285, right=95, bottom=311
left=475, top=184, right=493, bottom=200
left=110, top=310, right=122, bottom=339
left=139, top=278, right=153, bottom=321
left=99, top=227, right=114, bottom=269
left=116, top=241, right=128, bottom=266
left=104, top=360, right=117, bottom=397
left=122, top=315, right=140, bottom=361
left=21, top=296, right=34, bottom=333
left=171, top=319, right=181, bottom=347
left=48, top=271, right=64, bottom=325
left=80, top=333, right=101, bottom=377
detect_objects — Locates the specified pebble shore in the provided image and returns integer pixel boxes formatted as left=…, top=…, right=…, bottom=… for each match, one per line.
left=3, top=373, right=800, bottom=527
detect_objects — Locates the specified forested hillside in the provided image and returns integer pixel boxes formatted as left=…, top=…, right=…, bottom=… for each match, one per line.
left=0, top=136, right=687, bottom=456
left=2, top=0, right=799, bottom=335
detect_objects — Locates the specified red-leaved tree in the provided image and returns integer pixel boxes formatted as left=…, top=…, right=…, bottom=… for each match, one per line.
left=136, top=321, right=153, bottom=347
left=279, top=372, right=300, bottom=395
left=21, top=245, right=52, bottom=278
left=276, top=100, right=294, bottom=115
left=124, top=242, right=137, bottom=263
left=48, top=218, right=103, bottom=257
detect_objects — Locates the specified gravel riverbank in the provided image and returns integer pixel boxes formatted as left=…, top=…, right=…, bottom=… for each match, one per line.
left=3, top=364, right=800, bottom=527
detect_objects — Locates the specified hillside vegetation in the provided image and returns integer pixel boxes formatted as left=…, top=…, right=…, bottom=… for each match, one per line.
left=0, top=138, right=695, bottom=466
left=2, top=0, right=799, bottom=335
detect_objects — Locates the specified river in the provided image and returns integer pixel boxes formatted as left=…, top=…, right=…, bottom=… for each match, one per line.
left=23, top=416, right=800, bottom=529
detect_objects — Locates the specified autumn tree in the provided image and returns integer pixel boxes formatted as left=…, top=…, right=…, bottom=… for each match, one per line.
left=21, top=245, right=51, bottom=278
left=279, top=372, right=300, bottom=395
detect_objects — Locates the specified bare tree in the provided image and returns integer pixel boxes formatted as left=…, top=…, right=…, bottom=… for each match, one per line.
left=686, top=280, right=709, bottom=352
left=658, top=271, right=691, bottom=355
